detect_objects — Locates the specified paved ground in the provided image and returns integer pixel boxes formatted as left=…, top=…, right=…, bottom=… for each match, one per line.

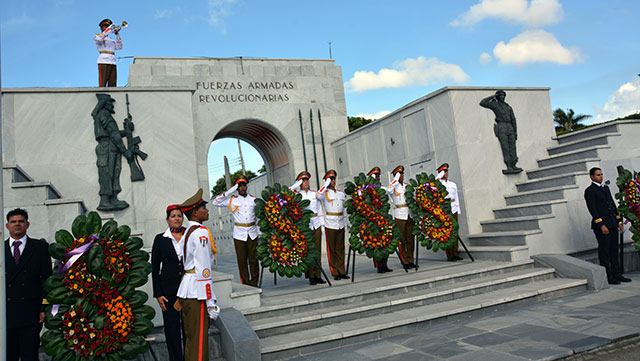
left=275, top=270, right=640, bottom=361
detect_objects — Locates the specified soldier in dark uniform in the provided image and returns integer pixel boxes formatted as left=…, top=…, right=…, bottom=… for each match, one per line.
left=480, top=90, right=523, bottom=174
left=584, top=167, right=631, bottom=284
left=91, top=94, right=132, bottom=210
left=368, top=166, right=392, bottom=273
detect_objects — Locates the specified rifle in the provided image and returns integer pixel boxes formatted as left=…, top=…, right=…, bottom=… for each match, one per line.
left=123, top=94, right=148, bottom=181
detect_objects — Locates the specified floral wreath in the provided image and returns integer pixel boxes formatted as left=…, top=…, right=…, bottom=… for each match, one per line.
left=405, top=173, right=459, bottom=251
left=615, top=168, right=640, bottom=245
left=255, top=184, right=320, bottom=277
left=42, top=212, right=154, bottom=361
left=344, top=173, right=400, bottom=261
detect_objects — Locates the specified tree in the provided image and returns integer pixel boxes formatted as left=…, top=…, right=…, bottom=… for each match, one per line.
left=553, top=108, right=592, bottom=132
left=211, top=169, right=257, bottom=197
left=258, top=165, right=266, bottom=174
left=348, top=116, right=375, bottom=132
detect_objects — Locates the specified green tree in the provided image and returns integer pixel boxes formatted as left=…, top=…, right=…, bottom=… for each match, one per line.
left=258, top=165, right=266, bottom=174
left=211, top=169, right=258, bottom=197
left=553, top=108, right=592, bottom=132
left=348, top=116, right=375, bottom=132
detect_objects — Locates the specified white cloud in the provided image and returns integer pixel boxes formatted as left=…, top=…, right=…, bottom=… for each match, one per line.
left=154, top=7, right=182, bottom=20
left=594, top=79, right=640, bottom=123
left=355, top=111, right=391, bottom=120
left=479, top=52, right=492, bottom=65
left=344, top=56, right=469, bottom=93
left=493, top=29, right=581, bottom=65
left=451, top=0, right=563, bottom=28
left=208, top=0, right=237, bottom=33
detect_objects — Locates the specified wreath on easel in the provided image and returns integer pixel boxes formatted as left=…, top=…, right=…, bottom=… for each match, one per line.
left=41, top=212, right=154, bottom=361
left=405, top=173, right=459, bottom=252
left=344, top=173, right=400, bottom=261
left=254, top=184, right=320, bottom=277
left=615, top=167, right=640, bottom=245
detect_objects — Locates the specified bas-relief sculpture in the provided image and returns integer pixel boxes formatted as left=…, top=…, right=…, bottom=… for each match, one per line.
left=91, top=93, right=146, bottom=211
left=479, top=90, right=523, bottom=174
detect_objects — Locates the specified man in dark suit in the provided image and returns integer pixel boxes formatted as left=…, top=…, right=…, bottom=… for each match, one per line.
left=5, top=208, right=53, bottom=361
left=584, top=168, right=631, bottom=285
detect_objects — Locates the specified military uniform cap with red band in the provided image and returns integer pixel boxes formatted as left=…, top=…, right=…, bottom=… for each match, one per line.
left=296, top=171, right=311, bottom=180
left=323, top=169, right=337, bottom=180
left=179, top=188, right=208, bottom=212
left=391, top=165, right=404, bottom=175
left=235, top=175, right=249, bottom=185
left=437, top=163, right=449, bottom=172
left=166, top=204, right=181, bottom=213
left=367, top=166, right=381, bottom=176
left=99, top=18, right=113, bottom=27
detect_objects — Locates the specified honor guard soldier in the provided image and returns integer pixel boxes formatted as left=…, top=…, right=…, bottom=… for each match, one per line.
left=176, top=189, right=220, bottom=361
left=436, top=163, right=463, bottom=262
left=290, top=171, right=326, bottom=285
left=317, top=170, right=349, bottom=280
left=368, top=166, right=393, bottom=273
left=94, top=18, right=123, bottom=87
left=212, top=175, right=260, bottom=287
left=387, top=165, right=416, bottom=268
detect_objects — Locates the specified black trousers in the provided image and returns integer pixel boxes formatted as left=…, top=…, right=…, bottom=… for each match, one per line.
left=594, top=226, right=621, bottom=279
left=7, top=323, right=42, bottom=361
left=162, top=295, right=186, bottom=361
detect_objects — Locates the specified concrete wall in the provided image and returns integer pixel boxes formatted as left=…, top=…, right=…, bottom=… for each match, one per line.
left=331, top=86, right=555, bottom=237
left=2, top=87, right=200, bottom=247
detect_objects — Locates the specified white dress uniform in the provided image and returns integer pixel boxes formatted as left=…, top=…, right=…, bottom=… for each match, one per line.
left=386, top=171, right=416, bottom=265
left=177, top=220, right=216, bottom=303
left=289, top=183, right=325, bottom=230
left=386, top=179, right=414, bottom=220
left=212, top=192, right=259, bottom=241
left=94, top=28, right=122, bottom=65
left=438, top=179, right=461, bottom=215
left=316, top=185, right=347, bottom=230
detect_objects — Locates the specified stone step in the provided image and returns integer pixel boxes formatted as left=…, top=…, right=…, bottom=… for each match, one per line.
left=6, top=181, right=62, bottom=207
left=515, top=173, right=581, bottom=192
left=526, top=158, right=599, bottom=180
left=466, top=230, right=542, bottom=247
left=554, top=123, right=619, bottom=144
left=504, top=186, right=574, bottom=206
left=464, top=245, right=530, bottom=262
left=2, top=163, right=34, bottom=182
left=493, top=200, right=566, bottom=219
left=481, top=215, right=554, bottom=232
left=547, top=133, right=618, bottom=156
left=259, top=278, right=587, bottom=360
left=244, top=260, right=536, bottom=322
left=250, top=267, right=556, bottom=338
left=537, top=146, right=609, bottom=168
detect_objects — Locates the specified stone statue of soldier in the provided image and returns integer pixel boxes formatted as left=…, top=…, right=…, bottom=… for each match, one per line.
left=480, top=90, right=523, bottom=174
left=91, top=94, right=133, bottom=211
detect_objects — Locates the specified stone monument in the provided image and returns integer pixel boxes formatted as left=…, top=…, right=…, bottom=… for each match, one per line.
left=479, top=90, right=523, bottom=174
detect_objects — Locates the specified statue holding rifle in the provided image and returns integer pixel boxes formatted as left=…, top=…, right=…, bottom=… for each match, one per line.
left=91, top=93, right=147, bottom=211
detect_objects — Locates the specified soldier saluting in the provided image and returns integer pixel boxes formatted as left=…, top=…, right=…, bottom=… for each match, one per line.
left=317, top=170, right=349, bottom=280
left=386, top=165, right=416, bottom=269
left=480, top=90, right=522, bottom=174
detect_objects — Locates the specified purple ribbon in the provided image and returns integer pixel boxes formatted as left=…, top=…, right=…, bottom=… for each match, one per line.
left=51, top=234, right=98, bottom=315
left=275, top=194, right=288, bottom=207
left=423, top=183, right=438, bottom=191
left=357, top=183, right=380, bottom=196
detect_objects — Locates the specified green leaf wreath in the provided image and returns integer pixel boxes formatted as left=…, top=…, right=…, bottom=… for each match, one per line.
left=615, top=167, right=640, bottom=245
left=42, top=211, right=154, bottom=361
left=405, top=173, right=459, bottom=252
left=254, top=183, right=320, bottom=278
left=344, top=173, right=400, bottom=261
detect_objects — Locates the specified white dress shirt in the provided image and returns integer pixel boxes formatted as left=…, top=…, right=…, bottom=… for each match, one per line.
left=317, top=187, right=347, bottom=230
left=161, top=228, right=184, bottom=261
left=212, top=192, right=260, bottom=241
left=9, top=235, right=27, bottom=255
left=177, top=221, right=216, bottom=301
left=94, top=28, right=122, bottom=65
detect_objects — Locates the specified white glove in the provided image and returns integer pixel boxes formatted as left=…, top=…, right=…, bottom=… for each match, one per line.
left=226, top=184, right=238, bottom=195
left=319, top=178, right=331, bottom=193
left=206, top=298, right=220, bottom=320
left=393, top=172, right=401, bottom=182
left=290, top=179, right=303, bottom=191
left=436, top=170, right=445, bottom=180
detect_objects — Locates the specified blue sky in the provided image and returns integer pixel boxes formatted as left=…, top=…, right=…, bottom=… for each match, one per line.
left=2, top=0, right=639, bottom=188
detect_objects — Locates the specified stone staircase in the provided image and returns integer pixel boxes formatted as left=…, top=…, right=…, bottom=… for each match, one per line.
left=465, top=122, right=621, bottom=261
left=245, top=259, right=587, bottom=360
left=2, top=163, right=87, bottom=241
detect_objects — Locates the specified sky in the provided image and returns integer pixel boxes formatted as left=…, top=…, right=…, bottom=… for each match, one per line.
left=2, top=0, right=639, bottom=188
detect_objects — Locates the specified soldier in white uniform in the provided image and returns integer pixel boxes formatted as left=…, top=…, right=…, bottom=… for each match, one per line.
left=386, top=165, right=416, bottom=268
left=211, top=175, right=260, bottom=287
left=436, top=163, right=463, bottom=262
left=317, top=170, right=349, bottom=280
left=176, top=189, right=219, bottom=361
left=94, top=18, right=122, bottom=87
left=290, top=171, right=326, bottom=285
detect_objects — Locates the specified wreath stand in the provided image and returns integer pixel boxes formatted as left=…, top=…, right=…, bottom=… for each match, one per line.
left=345, top=245, right=409, bottom=283
left=258, top=260, right=332, bottom=288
